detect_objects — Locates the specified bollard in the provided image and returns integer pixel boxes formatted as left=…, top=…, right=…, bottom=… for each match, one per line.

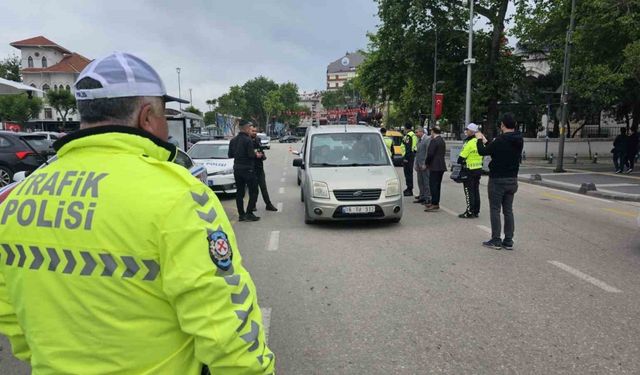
left=593, top=152, right=598, bottom=164
left=574, top=153, right=578, bottom=164
left=548, top=153, right=554, bottom=164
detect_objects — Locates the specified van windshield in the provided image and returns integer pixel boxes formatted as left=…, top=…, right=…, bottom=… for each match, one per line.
left=309, top=133, right=390, bottom=167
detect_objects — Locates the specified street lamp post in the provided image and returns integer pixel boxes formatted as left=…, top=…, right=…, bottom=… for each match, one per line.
left=555, top=0, right=577, bottom=173
left=430, top=30, right=438, bottom=130
left=189, top=88, right=193, bottom=105
left=464, top=0, right=476, bottom=127
left=176, top=67, right=182, bottom=111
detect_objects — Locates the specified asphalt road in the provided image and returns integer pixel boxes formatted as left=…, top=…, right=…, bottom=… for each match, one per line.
left=2, top=142, right=640, bottom=374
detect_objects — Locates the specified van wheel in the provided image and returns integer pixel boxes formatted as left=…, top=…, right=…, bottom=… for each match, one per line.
left=389, top=217, right=401, bottom=223
left=0, top=166, right=13, bottom=187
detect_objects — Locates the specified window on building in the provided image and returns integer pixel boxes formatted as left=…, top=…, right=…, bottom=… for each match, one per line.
left=65, top=85, right=71, bottom=91
left=27, top=56, right=33, bottom=68
left=42, top=84, right=50, bottom=92
left=54, top=85, right=58, bottom=91
left=44, top=108, right=53, bottom=119
left=42, top=56, right=48, bottom=68
left=335, top=75, right=339, bottom=80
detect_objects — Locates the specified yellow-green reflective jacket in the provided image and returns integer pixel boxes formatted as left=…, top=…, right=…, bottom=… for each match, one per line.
left=460, top=137, right=483, bottom=170
left=0, top=126, right=274, bottom=375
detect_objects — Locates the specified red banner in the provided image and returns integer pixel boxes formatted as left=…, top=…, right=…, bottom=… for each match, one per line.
left=435, top=93, right=444, bottom=119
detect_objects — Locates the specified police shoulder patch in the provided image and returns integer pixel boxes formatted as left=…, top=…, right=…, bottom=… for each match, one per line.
left=208, top=230, right=233, bottom=270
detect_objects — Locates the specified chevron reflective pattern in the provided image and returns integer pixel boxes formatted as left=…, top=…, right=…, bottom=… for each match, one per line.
left=0, top=244, right=160, bottom=281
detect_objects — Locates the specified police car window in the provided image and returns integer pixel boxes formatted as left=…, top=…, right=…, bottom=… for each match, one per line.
left=188, top=143, right=229, bottom=159
left=0, top=136, right=11, bottom=148
left=174, top=150, right=194, bottom=169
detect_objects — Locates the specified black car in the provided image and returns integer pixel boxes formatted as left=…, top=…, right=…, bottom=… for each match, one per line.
left=279, top=135, right=300, bottom=143
left=0, top=131, right=53, bottom=187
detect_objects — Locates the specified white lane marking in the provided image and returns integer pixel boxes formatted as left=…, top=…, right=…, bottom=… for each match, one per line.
left=279, top=187, right=285, bottom=194
left=261, top=307, right=271, bottom=343
left=548, top=261, right=622, bottom=293
left=267, top=231, right=280, bottom=251
left=276, top=202, right=283, bottom=212
left=476, top=225, right=492, bottom=234
left=280, top=177, right=286, bottom=183
left=283, top=171, right=287, bottom=177
left=438, top=205, right=458, bottom=216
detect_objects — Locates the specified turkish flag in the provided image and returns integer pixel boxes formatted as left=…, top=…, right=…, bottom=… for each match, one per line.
left=435, top=93, right=444, bottom=119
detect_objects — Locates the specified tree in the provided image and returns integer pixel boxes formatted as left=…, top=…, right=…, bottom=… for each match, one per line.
left=0, top=55, right=21, bottom=82
left=203, top=111, right=216, bottom=126
left=46, top=88, right=76, bottom=129
left=184, top=105, right=203, bottom=117
left=205, top=99, right=217, bottom=112
left=263, top=90, right=285, bottom=132
left=515, top=0, right=640, bottom=130
left=0, top=94, right=43, bottom=125
left=241, top=77, right=279, bottom=128
left=216, top=85, right=247, bottom=118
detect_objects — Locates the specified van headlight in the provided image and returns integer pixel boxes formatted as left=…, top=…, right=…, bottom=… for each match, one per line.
left=385, top=178, right=401, bottom=197
left=313, top=181, right=330, bottom=199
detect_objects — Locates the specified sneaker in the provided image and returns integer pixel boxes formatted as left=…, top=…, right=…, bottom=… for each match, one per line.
left=625, top=168, right=634, bottom=174
left=403, top=190, right=414, bottom=197
left=244, top=213, right=260, bottom=222
left=238, top=215, right=247, bottom=222
left=502, top=241, right=514, bottom=250
left=615, top=170, right=622, bottom=174
left=265, top=204, right=278, bottom=212
left=414, top=195, right=421, bottom=199
left=458, top=212, right=474, bottom=219
left=424, top=204, right=439, bottom=212
left=482, top=239, right=503, bottom=250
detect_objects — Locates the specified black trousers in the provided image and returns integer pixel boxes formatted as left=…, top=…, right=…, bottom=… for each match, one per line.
left=234, top=168, right=258, bottom=216
left=462, top=170, right=482, bottom=215
left=403, top=154, right=415, bottom=191
left=488, top=177, right=518, bottom=243
left=613, top=151, right=627, bottom=171
left=256, top=168, right=273, bottom=206
left=429, top=170, right=445, bottom=205
left=627, top=150, right=638, bottom=170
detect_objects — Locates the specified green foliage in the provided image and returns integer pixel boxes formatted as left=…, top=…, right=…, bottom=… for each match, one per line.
left=203, top=111, right=216, bottom=126
left=321, top=80, right=362, bottom=109
left=0, top=55, right=21, bottom=82
left=45, top=88, right=76, bottom=126
left=0, top=94, right=43, bottom=125
left=215, top=78, right=301, bottom=130
left=184, top=105, right=203, bottom=117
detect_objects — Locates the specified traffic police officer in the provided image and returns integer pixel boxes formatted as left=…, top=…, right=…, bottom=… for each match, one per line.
left=457, top=123, right=484, bottom=218
left=380, top=127, right=393, bottom=157
left=402, top=123, right=419, bottom=196
left=0, top=52, right=275, bottom=374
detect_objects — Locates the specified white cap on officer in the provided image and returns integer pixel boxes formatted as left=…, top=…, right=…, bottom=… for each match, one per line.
left=73, top=51, right=189, bottom=104
left=466, top=123, right=479, bottom=133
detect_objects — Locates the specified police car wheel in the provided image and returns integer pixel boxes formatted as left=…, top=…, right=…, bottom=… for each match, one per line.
left=0, top=166, right=13, bottom=187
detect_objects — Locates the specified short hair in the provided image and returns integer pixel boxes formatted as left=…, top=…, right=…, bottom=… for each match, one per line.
left=404, top=122, right=413, bottom=130
left=239, top=119, right=252, bottom=129
left=501, top=113, right=516, bottom=129
left=431, top=126, right=442, bottom=134
left=76, top=77, right=161, bottom=124
left=620, top=127, right=627, bottom=134
left=380, top=128, right=387, bottom=134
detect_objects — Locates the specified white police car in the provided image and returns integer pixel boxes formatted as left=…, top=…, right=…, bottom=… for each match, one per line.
left=187, top=140, right=237, bottom=195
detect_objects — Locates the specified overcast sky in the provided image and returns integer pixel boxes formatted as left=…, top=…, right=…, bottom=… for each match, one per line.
left=0, top=0, right=379, bottom=111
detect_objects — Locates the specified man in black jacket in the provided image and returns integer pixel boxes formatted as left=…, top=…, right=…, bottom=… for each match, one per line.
left=424, top=126, right=446, bottom=212
left=625, top=126, right=639, bottom=174
left=250, top=128, right=278, bottom=212
left=612, top=127, right=628, bottom=173
left=228, top=120, right=262, bottom=222
left=476, top=113, right=523, bottom=250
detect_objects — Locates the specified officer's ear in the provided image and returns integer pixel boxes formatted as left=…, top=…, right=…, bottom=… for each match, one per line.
left=137, top=99, right=168, bottom=141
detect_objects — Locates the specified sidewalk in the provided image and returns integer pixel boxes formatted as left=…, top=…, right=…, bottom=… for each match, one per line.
left=518, top=158, right=640, bottom=201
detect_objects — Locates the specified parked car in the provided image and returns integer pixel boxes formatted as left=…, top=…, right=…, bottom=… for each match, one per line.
left=384, top=129, right=405, bottom=166
left=2, top=149, right=207, bottom=204
left=293, top=125, right=403, bottom=224
left=279, top=135, right=300, bottom=143
left=187, top=140, right=237, bottom=195
left=257, top=133, right=271, bottom=149
left=0, top=131, right=53, bottom=187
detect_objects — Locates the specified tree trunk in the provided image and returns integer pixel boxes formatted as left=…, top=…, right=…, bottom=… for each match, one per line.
left=483, top=0, right=509, bottom=139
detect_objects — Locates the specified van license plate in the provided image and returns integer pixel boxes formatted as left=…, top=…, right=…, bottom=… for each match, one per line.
left=343, top=206, right=375, bottom=214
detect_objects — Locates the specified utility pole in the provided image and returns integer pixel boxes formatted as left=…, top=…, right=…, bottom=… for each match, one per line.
left=464, top=0, right=476, bottom=127
left=430, top=30, right=438, bottom=130
left=189, top=88, right=193, bottom=105
left=555, top=0, right=577, bottom=173
left=176, top=67, right=182, bottom=111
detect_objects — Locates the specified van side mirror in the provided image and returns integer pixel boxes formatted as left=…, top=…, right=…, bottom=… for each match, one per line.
left=293, top=158, right=304, bottom=169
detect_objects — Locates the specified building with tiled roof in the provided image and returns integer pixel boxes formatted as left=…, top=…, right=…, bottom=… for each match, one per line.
left=326, top=51, right=365, bottom=91
left=10, top=36, right=91, bottom=130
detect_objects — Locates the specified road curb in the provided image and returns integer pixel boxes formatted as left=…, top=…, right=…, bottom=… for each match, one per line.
left=518, top=175, right=640, bottom=202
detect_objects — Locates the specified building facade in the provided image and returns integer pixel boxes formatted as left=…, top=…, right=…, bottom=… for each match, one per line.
left=10, top=36, right=91, bottom=130
left=326, top=52, right=364, bottom=91
left=298, top=91, right=324, bottom=127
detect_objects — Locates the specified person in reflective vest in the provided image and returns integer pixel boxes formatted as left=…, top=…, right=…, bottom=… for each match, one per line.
left=0, top=52, right=274, bottom=374
left=402, top=123, right=419, bottom=196
left=457, top=123, right=484, bottom=218
left=380, top=127, right=393, bottom=157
